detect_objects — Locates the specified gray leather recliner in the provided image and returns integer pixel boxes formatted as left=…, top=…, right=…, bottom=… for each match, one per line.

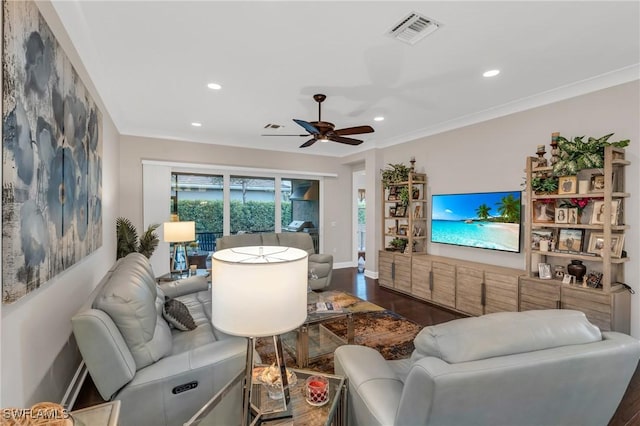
left=72, top=253, right=247, bottom=426
left=335, top=309, right=640, bottom=426
left=216, top=232, right=333, bottom=290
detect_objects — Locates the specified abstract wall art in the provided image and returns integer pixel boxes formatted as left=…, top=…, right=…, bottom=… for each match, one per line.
left=2, top=1, right=103, bottom=303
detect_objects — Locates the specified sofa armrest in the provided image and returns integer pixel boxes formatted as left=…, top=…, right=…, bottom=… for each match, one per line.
left=72, top=309, right=137, bottom=400
left=158, top=275, right=209, bottom=298
left=309, top=253, right=333, bottom=264
left=334, top=345, right=403, bottom=426
left=115, top=337, right=248, bottom=426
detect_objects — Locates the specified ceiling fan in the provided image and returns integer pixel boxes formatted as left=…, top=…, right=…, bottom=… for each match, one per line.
left=262, top=94, right=374, bottom=148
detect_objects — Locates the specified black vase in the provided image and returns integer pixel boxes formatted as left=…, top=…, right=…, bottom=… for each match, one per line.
left=567, top=260, right=587, bottom=282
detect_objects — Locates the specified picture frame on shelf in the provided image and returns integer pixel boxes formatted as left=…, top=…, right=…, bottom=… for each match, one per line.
left=567, top=208, right=579, bottom=224
left=394, top=205, right=407, bottom=217
left=590, top=200, right=620, bottom=225
left=413, top=205, right=421, bottom=218
left=558, top=176, right=577, bottom=195
left=585, top=272, right=603, bottom=288
left=531, top=229, right=553, bottom=250
left=562, top=274, right=575, bottom=284
left=587, top=232, right=624, bottom=258
left=587, top=232, right=605, bottom=255
left=538, top=263, right=552, bottom=280
left=398, top=224, right=408, bottom=236
left=533, top=200, right=555, bottom=223
left=611, top=233, right=625, bottom=258
left=589, top=174, right=605, bottom=192
left=388, top=206, right=397, bottom=217
left=557, top=228, right=583, bottom=252
left=555, top=207, right=568, bottom=224
left=388, top=186, right=397, bottom=201
left=412, top=187, right=420, bottom=200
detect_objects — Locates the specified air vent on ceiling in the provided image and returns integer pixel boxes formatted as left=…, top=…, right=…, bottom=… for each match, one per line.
left=264, top=123, right=284, bottom=129
left=388, top=12, right=441, bottom=45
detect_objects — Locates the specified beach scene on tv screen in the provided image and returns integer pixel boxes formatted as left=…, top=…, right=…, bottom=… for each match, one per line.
left=431, top=191, right=521, bottom=253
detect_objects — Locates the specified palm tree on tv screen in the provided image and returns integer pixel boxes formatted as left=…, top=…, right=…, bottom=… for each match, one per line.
left=496, top=194, right=521, bottom=223
left=475, top=204, right=491, bottom=220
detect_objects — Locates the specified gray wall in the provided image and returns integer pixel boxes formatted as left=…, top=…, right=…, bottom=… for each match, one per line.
left=119, top=136, right=353, bottom=265
left=344, top=80, right=639, bottom=337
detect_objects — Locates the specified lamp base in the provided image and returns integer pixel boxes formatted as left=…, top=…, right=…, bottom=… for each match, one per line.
left=244, top=336, right=293, bottom=426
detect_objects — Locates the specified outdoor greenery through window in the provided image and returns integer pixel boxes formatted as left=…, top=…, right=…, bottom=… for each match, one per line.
left=171, top=173, right=297, bottom=252
left=229, top=176, right=276, bottom=233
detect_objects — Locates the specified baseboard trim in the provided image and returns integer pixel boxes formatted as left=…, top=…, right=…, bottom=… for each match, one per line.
left=61, top=361, right=87, bottom=409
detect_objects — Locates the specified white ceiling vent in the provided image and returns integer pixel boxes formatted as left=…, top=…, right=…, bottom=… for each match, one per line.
left=388, top=12, right=441, bottom=45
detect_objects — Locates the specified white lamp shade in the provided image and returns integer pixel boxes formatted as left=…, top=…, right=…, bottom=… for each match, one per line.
left=211, top=246, right=308, bottom=337
left=163, top=221, right=195, bottom=243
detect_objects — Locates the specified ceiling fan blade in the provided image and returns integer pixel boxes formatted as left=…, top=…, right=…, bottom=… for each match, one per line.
left=261, top=134, right=308, bottom=137
left=328, top=135, right=363, bottom=146
left=299, top=138, right=317, bottom=148
left=293, top=119, right=319, bottom=135
left=334, top=125, right=374, bottom=136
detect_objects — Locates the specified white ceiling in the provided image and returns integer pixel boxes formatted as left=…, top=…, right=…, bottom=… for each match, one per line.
left=52, top=1, right=640, bottom=157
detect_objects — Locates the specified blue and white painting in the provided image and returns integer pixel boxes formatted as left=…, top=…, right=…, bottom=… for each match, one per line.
left=2, top=0, right=103, bottom=303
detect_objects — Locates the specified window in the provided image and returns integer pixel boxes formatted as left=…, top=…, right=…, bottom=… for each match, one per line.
left=229, top=176, right=275, bottom=234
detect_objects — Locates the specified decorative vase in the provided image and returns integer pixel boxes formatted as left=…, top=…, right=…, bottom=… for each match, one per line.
left=567, top=260, right=587, bottom=282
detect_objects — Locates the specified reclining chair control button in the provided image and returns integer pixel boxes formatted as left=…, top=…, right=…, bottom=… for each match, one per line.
left=172, top=381, right=198, bottom=394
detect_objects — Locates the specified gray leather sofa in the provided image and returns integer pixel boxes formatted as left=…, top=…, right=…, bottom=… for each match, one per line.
left=72, top=253, right=247, bottom=426
left=335, top=309, right=640, bottom=426
left=216, top=232, right=333, bottom=290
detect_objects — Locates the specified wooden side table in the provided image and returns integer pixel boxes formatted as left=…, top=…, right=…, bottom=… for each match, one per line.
left=71, top=400, right=120, bottom=426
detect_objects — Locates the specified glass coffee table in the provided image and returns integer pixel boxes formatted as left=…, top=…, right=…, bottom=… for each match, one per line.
left=185, top=367, right=346, bottom=426
left=281, top=292, right=355, bottom=368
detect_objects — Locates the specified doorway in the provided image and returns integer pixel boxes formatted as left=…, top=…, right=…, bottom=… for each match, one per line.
left=353, top=170, right=366, bottom=274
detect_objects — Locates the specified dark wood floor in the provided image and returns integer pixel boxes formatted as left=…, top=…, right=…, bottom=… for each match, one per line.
left=330, top=268, right=640, bottom=426
left=76, top=267, right=640, bottom=425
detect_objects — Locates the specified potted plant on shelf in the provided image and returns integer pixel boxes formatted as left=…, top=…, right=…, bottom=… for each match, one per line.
left=553, top=133, right=629, bottom=176
left=398, top=186, right=410, bottom=205
left=530, top=176, right=559, bottom=195
left=381, top=163, right=411, bottom=189
left=388, top=237, right=407, bottom=252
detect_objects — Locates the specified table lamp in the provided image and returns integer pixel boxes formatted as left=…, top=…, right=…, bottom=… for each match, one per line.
left=211, top=246, right=308, bottom=425
left=163, top=221, right=195, bottom=276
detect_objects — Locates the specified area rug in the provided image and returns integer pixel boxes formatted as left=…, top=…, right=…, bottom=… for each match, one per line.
left=255, top=292, right=422, bottom=374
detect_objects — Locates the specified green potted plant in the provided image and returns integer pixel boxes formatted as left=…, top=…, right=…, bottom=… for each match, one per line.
left=389, top=237, right=407, bottom=251
left=116, top=217, right=160, bottom=259
left=553, top=133, right=629, bottom=176
left=530, top=176, right=559, bottom=195
left=381, top=163, right=411, bottom=189
left=398, top=186, right=410, bottom=205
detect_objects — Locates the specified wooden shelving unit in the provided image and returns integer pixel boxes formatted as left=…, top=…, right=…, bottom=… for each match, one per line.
left=522, top=146, right=631, bottom=332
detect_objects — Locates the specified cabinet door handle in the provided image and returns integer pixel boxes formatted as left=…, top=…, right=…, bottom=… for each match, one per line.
left=391, top=262, right=395, bottom=280
left=481, top=282, right=486, bottom=306
left=429, top=270, right=434, bottom=291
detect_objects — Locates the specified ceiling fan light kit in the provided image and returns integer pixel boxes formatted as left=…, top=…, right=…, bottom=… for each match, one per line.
left=263, top=93, right=375, bottom=148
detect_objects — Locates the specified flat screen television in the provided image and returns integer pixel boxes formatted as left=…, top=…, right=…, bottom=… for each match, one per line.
left=431, top=191, right=522, bottom=253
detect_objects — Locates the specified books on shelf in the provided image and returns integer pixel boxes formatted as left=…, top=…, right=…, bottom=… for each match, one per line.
left=307, top=302, right=342, bottom=314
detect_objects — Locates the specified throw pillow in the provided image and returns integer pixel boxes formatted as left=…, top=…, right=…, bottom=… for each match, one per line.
left=163, top=298, right=197, bottom=331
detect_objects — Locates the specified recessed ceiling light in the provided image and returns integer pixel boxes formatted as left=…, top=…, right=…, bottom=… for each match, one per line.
left=483, top=69, right=500, bottom=78
left=207, top=83, right=222, bottom=90
left=374, top=116, right=385, bottom=122
left=191, top=122, right=202, bottom=127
